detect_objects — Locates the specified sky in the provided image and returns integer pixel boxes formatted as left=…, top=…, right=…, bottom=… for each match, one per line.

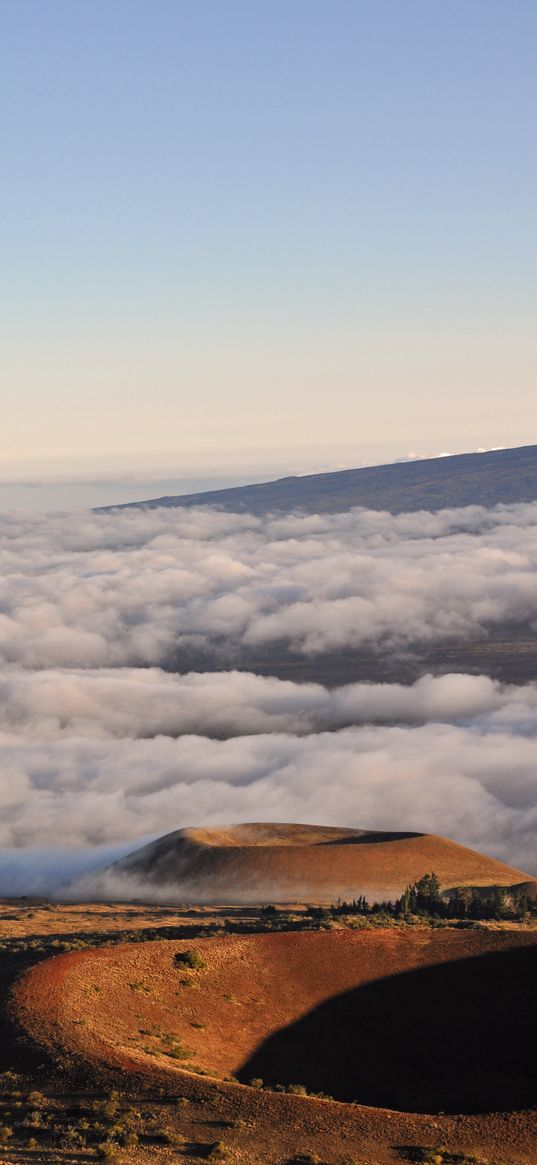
left=2, top=0, right=537, bottom=504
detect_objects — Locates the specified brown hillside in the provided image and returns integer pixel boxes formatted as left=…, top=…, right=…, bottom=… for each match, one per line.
left=98, top=821, right=535, bottom=903
left=13, top=928, right=537, bottom=1162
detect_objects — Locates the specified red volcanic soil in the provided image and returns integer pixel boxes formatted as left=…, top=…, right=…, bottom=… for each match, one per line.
left=101, top=821, right=535, bottom=903
left=13, top=928, right=537, bottom=1164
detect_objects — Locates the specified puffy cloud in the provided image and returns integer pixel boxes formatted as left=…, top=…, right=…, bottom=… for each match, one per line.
left=0, top=721, right=537, bottom=877
left=1, top=501, right=537, bottom=894
left=1, top=667, right=537, bottom=740
left=1, top=502, right=537, bottom=668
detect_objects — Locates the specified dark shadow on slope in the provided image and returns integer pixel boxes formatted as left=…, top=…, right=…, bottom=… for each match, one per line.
left=238, top=945, right=537, bottom=1114
left=320, top=831, right=423, bottom=845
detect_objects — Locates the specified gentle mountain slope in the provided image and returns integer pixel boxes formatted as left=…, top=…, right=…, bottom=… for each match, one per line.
left=101, top=444, right=537, bottom=515
left=91, top=821, right=535, bottom=903
left=15, top=930, right=537, bottom=1115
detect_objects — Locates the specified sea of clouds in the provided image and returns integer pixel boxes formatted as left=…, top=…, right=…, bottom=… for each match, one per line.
left=2, top=500, right=537, bottom=892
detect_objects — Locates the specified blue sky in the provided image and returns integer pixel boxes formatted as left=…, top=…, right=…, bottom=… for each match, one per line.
left=2, top=0, right=536, bottom=501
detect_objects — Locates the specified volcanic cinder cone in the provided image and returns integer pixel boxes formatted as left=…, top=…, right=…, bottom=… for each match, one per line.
left=88, top=823, right=536, bottom=904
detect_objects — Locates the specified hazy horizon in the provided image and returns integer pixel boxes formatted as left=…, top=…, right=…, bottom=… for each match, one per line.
left=0, top=438, right=513, bottom=511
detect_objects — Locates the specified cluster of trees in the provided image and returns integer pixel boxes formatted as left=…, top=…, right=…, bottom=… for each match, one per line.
left=306, top=873, right=537, bottom=922
left=439, top=883, right=537, bottom=921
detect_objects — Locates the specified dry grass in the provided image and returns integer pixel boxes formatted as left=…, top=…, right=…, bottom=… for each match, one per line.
left=10, top=924, right=537, bottom=1165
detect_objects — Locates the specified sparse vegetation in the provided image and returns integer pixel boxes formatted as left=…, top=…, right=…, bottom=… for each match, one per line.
left=1, top=894, right=535, bottom=1165
left=161, top=1034, right=192, bottom=1060
left=0, top=1075, right=176, bottom=1162
left=207, top=1140, right=228, bottom=1161
left=174, top=948, right=207, bottom=970
left=26, top=1089, right=46, bottom=1107
left=96, top=1141, right=123, bottom=1161
left=306, top=872, right=537, bottom=923
left=408, top=1149, right=489, bottom=1165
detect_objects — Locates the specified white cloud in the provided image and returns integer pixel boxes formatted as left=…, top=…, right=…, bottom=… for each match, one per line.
left=1, top=502, right=537, bottom=668
left=1, top=667, right=537, bottom=740
left=1, top=502, right=537, bottom=893
left=0, top=720, right=536, bottom=876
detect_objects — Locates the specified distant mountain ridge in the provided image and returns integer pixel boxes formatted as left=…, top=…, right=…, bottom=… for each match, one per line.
left=100, top=444, right=537, bottom=516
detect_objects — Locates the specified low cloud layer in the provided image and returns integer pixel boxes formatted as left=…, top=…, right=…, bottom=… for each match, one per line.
left=2, top=501, right=537, bottom=668
left=2, top=501, right=537, bottom=894
left=0, top=843, right=135, bottom=898
left=2, top=667, right=537, bottom=740
left=1, top=694, right=537, bottom=875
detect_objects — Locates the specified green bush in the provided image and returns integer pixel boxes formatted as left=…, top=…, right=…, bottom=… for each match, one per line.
left=174, top=949, right=207, bottom=971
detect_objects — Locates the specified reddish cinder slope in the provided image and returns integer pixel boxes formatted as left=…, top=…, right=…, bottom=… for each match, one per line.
left=14, top=929, right=537, bottom=1092
left=14, top=929, right=537, bottom=1164
left=95, top=821, right=536, bottom=903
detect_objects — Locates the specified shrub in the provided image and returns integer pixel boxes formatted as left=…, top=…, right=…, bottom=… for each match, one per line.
left=26, top=1090, right=46, bottom=1107
left=174, top=949, right=207, bottom=971
left=93, top=1097, right=120, bottom=1120
left=161, top=1131, right=185, bottom=1146
left=208, top=1141, right=228, bottom=1161
left=164, top=1044, right=191, bottom=1061
left=121, top=1131, right=139, bottom=1148
left=418, top=1150, right=445, bottom=1165
left=60, top=1128, right=86, bottom=1148
left=96, top=1142, right=123, bottom=1161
